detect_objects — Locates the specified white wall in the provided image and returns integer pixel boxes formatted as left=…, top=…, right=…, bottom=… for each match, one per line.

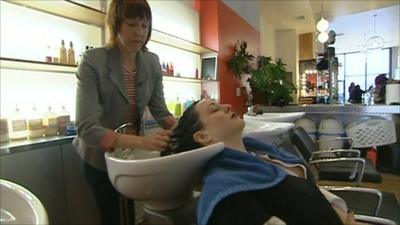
left=276, top=30, right=299, bottom=103
left=260, top=16, right=276, bottom=60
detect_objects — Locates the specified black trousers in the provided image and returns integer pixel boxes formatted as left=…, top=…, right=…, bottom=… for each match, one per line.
left=82, top=161, right=135, bottom=225
left=208, top=175, right=343, bottom=225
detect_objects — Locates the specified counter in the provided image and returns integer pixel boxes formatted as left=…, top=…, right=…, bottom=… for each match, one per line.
left=0, top=135, right=75, bottom=155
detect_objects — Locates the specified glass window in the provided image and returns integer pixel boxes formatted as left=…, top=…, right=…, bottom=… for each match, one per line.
left=345, top=52, right=365, bottom=76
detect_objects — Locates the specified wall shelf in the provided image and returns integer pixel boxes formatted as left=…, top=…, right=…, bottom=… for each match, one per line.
left=163, top=76, right=219, bottom=84
left=151, top=29, right=217, bottom=55
left=0, top=57, right=77, bottom=74
left=0, top=58, right=220, bottom=85
left=6, top=0, right=217, bottom=55
left=7, top=0, right=106, bottom=27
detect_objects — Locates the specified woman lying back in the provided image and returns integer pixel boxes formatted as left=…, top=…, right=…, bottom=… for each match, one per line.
left=163, top=99, right=365, bottom=225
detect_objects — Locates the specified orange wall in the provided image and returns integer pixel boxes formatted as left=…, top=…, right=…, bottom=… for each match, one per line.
left=198, top=0, right=260, bottom=115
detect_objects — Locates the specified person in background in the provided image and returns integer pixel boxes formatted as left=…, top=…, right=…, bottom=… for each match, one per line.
left=374, top=73, right=388, bottom=104
left=351, top=85, right=364, bottom=104
left=164, top=99, right=365, bottom=225
left=348, top=82, right=355, bottom=103
left=73, top=0, right=176, bottom=224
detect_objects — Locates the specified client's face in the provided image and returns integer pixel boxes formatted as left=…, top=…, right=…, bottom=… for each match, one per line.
left=193, top=99, right=245, bottom=145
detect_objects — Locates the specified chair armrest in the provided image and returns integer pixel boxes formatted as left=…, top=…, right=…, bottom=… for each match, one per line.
left=321, top=186, right=382, bottom=216
left=354, top=215, right=396, bottom=225
left=312, top=149, right=361, bottom=158
left=316, top=137, right=353, bottom=150
left=309, top=158, right=366, bottom=186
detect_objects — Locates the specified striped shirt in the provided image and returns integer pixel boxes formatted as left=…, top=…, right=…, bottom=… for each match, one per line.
left=123, top=67, right=138, bottom=134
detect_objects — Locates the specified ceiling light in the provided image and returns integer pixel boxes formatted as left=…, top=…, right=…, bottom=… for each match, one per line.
left=365, top=14, right=384, bottom=50
left=318, top=32, right=329, bottom=43
left=316, top=17, right=329, bottom=32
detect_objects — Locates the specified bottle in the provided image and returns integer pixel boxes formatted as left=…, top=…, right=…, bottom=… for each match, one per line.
left=27, top=105, right=45, bottom=139
left=59, top=39, right=67, bottom=64
left=52, top=46, right=59, bottom=63
left=67, top=41, right=75, bottom=65
left=45, top=45, right=52, bottom=63
left=170, top=62, right=174, bottom=76
left=195, top=67, right=199, bottom=79
left=9, top=105, right=28, bottom=140
left=57, top=106, right=70, bottom=136
left=43, top=106, right=58, bottom=137
left=166, top=63, right=170, bottom=76
left=0, top=118, right=10, bottom=143
left=174, top=97, right=182, bottom=117
left=166, top=97, right=175, bottom=115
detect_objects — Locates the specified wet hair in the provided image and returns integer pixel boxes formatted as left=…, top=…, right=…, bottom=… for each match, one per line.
left=106, top=0, right=152, bottom=50
left=162, top=101, right=203, bottom=156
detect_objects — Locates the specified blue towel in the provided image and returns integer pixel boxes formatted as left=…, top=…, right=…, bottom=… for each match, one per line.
left=197, top=137, right=305, bottom=225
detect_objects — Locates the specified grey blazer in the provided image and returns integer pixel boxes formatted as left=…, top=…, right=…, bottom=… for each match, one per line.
left=73, top=46, right=172, bottom=171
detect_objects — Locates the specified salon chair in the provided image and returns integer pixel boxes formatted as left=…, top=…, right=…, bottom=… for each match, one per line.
left=290, top=126, right=382, bottom=186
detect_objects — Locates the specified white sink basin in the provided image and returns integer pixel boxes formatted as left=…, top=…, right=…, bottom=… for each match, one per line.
left=243, top=120, right=294, bottom=142
left=0, top=179, right=48, bottom=225
left=244, top=112, right=305, bottom=123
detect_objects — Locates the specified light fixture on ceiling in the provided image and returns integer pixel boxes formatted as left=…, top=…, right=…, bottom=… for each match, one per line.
left=318, top=32, right=329, bottom=43
left=365, top=14, right=384, bottom=50
left=316, top=17, right=329, bottom=32
left=316, top=2, right=329, bottom=43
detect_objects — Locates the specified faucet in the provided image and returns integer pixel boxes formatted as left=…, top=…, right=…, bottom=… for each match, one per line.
left=246, top=91, right=256, bottom=116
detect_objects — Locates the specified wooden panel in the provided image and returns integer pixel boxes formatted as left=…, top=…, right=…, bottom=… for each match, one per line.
left=299, top=33, right=315, bottom=60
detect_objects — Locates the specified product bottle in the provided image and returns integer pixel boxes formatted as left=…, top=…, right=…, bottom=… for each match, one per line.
left=174, top=97, right=182, bottom=117
left=59, top=39, right=67, bottom=64
left=170, top=62, right=174, bottom=76
left=45, top=45, right=52, bottom=63
left=0, top=117, right=10, bottom=143
left=67, top=41, right=75, bottom=65
left=28, top=105, right=45, bottom=139
left=195, top=67, right=199, bottom=79
left=57, top=106, right=70, bottom=136
left=43, top=106, right=58, bottom=137
left=52, top=46, right=59, bottom=63
left=166, top=63, right=170, bottom=75
left=9, top=105, right=28, bottom=140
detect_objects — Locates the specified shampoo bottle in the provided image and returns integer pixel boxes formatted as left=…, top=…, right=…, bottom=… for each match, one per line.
left=28, top=105, right=45, bottom=139
left=67, top=41, right=75, bottom=65
left=9, top=105, right=28, bottom=140
left=57, top=106, right=70, bottom=135
left=43, top=106, right=58, bottom=137
left=0, top=118, right=9, bottom=143
left=59, top=39, right=67, bottom=64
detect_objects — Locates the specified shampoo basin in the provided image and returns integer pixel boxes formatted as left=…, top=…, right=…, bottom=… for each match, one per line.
left=243, top=120, right=294, bottom=142
left=244, top=112, right=305, bottom=123
left=0, top=179, right=48, bottom=225
left=105, top=142, right=224, bottom=211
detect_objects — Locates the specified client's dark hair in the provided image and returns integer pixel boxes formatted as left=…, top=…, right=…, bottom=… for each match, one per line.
left=162, top=101, right=203, bottom=156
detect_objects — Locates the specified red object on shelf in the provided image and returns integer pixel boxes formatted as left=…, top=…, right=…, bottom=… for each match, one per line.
left=170, top=62, right=174, bottom=76
left=367, top=147, right=378, bottom=167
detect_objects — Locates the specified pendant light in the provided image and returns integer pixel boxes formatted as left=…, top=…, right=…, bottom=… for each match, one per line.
left=365, top=14, right=384, bottom=50
left=316, top=2, right=330, bottom=43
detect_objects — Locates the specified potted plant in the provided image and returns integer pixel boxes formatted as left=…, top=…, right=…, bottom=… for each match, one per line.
left=227, top=41, right=254, bottom=80
left=249, top=56, right=297, bottom=106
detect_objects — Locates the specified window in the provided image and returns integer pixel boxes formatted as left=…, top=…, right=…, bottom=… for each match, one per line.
left=337, top=48, right=390, bottom=102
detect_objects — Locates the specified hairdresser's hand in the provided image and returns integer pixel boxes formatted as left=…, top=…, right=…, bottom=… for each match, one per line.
left=139, top=130, right=173, bottom=151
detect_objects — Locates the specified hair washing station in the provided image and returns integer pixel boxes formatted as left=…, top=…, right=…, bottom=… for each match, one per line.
left=104, top=119, right=296, bottom=224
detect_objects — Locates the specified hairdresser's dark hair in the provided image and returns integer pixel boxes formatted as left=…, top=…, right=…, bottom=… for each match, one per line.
left=106, top=0, right=152, bottom=50
left=162, top=101, right=203, bottom=156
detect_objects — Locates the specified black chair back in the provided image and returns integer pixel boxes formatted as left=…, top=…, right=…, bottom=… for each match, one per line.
left=289, top=127, right=316, bottom=163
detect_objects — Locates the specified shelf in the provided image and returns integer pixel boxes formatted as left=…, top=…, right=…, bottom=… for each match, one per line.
left=6, top=1, right=217, bottom=55
left=163, top=76, right=218, bottom=84
left=0, top=57, right=77, bottom=74
left=6, top=0, right=105, bottom=27
left=151, top=29, right=217, bottom=55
